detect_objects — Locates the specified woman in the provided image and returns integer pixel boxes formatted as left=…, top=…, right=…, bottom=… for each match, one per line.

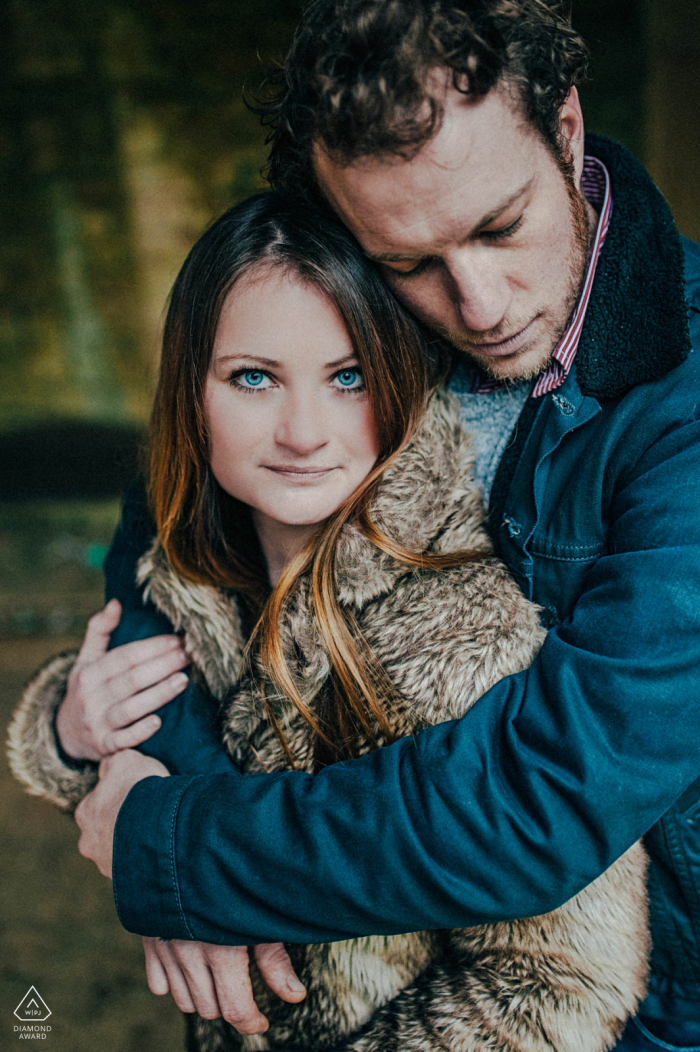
left=8, top=193, right=649, bottom=1052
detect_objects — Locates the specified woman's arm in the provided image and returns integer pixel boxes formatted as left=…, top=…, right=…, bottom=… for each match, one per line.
left=102, top=480, right=240, bottom=777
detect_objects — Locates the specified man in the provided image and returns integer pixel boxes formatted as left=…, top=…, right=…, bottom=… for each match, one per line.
left=73, top=1, right=700, bottom=1046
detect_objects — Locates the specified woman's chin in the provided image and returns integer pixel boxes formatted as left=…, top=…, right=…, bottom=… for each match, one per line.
left=251, top=504, right=337, bottom=533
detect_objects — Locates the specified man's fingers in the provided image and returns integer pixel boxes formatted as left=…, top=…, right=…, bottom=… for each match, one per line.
left=75, top=600, right=123, bottom=665
left=174, top=947, right=223, bottom=1021
left=204, top=945, right=270, bottom=1034
left=106, top=672, right=188, bottom=735
left=155, top=944, right=197, bottom=1014
left=143, top=938, right=170, bottom=996
left=253, top=943, right=306, bottom=1003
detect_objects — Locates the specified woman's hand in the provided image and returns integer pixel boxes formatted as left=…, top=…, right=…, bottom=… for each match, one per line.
left=75, top=749, right=170, bottom=876
left=142, top=938, right=306, bottom=1034
left=56, top=599, right=189, bottom=761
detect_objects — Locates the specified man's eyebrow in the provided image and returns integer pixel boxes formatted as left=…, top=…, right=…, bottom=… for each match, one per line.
left=475, top=178, right=534, bottom=230
left=365, top=179, right=534, bottom=262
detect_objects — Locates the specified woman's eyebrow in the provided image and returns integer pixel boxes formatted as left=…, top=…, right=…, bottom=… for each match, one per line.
left=325, top=354, right=358, bottom=369
left=214, top=353, right=281, bottom=367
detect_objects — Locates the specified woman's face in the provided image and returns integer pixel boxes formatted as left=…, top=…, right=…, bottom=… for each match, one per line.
left=204, top=267, right=379, bottom=536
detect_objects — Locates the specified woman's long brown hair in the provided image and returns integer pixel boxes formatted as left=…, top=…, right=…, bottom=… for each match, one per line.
left=150, top=192, right=482, bottom=765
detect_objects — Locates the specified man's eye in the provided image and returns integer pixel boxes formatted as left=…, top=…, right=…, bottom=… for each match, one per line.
left=480, top=215, right=524, bottom=242
left=380, top=258, right=431, bottom=278
left=230, top=370, right=273, bottom=391
left=332, top=368, right=365, bottom=391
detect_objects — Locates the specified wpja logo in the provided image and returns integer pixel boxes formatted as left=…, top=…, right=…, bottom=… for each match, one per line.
left=13, top=987, right=52, bottom=1039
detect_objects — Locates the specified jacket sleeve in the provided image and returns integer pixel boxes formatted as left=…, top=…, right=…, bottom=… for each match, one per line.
left=112, top=416, right=700, bottom=944
left=103, top=480, right=239, bottom=777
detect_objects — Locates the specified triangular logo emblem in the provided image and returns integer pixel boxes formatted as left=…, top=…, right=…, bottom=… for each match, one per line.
left=14, top=986, right=51, bottom=1021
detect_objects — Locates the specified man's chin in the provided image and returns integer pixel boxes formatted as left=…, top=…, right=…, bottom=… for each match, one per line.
left=456, top=340, right=554, bottom=383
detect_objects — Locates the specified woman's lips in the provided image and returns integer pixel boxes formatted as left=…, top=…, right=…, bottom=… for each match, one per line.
left=265, top=466, right=337, bottom=481
left=469, top=316, right=540, bottom=358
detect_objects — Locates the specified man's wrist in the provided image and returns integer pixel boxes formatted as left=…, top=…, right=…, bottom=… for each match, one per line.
left=112, top=774, right=199, bottom=939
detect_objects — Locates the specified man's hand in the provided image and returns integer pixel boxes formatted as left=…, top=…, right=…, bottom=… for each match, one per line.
left=75, top=749, right=169, bottom=877
left=142, top=938, right=306, bottom=1033
left=57, top=599, right=189, bottom=762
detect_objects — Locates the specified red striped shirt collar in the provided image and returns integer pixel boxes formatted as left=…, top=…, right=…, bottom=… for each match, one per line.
left=472, top=155, right=613, bottom=397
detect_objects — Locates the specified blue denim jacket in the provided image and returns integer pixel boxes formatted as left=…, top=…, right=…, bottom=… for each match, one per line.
left=107, top=137, right=700, bottom=1022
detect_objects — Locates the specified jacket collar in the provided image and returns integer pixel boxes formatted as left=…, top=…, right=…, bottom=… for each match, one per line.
left=576, top=134, right=691, bottom=400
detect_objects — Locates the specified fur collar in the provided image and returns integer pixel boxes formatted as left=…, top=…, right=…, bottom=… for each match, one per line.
left=333, top=388, right=488, bottom=607
left=577, top=134, right=692, bottom=400
left=137, top=390, right=488, bottom=697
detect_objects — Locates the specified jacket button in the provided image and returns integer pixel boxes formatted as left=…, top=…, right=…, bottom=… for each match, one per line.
left=552, top=394, right=575, bottom=416
left=503, top=515, right=522, bottom=538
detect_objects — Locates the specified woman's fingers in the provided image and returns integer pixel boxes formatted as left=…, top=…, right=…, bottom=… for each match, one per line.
left=204, top=945, right=270, bottom=1034
left=74, top=600, right=123, bottom=665
left=97, top=634, right=186, bottom=688
left=107, top=714, right=162, bottom=752
left=106, top=671, right=189, bottom=735
left=253, top=943, right=306, bottom=1003
left=103, top=647, right=189, bottom=706
left=143, top=937, right=170, bottom=996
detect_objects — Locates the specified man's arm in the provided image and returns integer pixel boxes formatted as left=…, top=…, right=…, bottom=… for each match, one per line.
left=102, top=480, right=239, bottom=777
left=109, top=415, right=700, bottom=944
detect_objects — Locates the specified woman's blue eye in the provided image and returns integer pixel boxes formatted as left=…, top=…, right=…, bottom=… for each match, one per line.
left=334, top=369, right=363, bottom=389
left=241, top=371, right=265, bottom=386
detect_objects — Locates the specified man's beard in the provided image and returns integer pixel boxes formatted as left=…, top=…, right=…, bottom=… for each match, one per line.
left=441, top=176, right=592, bottom=382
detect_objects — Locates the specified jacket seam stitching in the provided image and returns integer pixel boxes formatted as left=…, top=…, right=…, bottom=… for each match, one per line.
left=169, top=778, right=197, bottom=940
left=662, top=814, right=700, bottom=976
left=528, top=550, right=603, bottom=563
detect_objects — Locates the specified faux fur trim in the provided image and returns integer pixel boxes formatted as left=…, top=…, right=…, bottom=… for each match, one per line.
left=136, top=545, right=247, bottom=701
left=334, top=388, right=491, bottom=608
left=578, top=135, right=692, bottom=399
left=6, top=652, right=97, bottom=811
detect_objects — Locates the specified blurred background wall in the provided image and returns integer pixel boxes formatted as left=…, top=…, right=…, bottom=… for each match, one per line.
left=0, top=2, right=698, bottom=1049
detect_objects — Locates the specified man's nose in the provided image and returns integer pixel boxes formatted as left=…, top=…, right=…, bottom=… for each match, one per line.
left=445, top=251, right=512, bottom=333
left=274, top=391, right=329, bottom=455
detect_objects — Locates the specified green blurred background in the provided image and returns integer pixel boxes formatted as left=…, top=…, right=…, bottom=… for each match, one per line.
left=1, top=0, right=699, bottom=1048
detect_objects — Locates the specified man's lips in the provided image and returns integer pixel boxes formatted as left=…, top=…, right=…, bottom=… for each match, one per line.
left=468, top=316, right=540, bottom=358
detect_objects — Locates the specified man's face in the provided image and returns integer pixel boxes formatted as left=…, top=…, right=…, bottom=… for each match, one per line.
left=314, top=82, right=595, bottom=381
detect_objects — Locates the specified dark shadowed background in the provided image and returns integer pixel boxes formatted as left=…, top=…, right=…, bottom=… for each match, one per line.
left=1, top=1, right=699, bottom=1048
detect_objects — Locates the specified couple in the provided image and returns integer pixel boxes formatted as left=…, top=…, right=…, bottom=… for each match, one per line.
left=9, top=1, right=700, bottom=1050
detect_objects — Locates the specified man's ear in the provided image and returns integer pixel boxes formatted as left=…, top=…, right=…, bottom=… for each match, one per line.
left=558, top=86, right=586, bottom=187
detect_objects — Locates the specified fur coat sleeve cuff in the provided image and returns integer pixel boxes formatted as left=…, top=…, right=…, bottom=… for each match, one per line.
left=6, top=652, right=98, bottom=811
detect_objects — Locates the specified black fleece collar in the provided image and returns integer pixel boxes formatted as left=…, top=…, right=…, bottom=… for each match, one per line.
left=577, top=134, right=691, bottom=400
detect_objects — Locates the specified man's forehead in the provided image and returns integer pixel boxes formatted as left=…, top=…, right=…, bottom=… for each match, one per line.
left=312, top=84, right=541, bottom=254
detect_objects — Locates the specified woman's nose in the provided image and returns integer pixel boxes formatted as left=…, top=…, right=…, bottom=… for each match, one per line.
left=274, top=393, right=329, bottom=455
left=446, top=251, right=512, bottom=333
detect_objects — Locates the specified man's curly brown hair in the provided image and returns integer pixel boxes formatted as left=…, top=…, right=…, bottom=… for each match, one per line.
left=262, top=0, right=589, bottom=202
